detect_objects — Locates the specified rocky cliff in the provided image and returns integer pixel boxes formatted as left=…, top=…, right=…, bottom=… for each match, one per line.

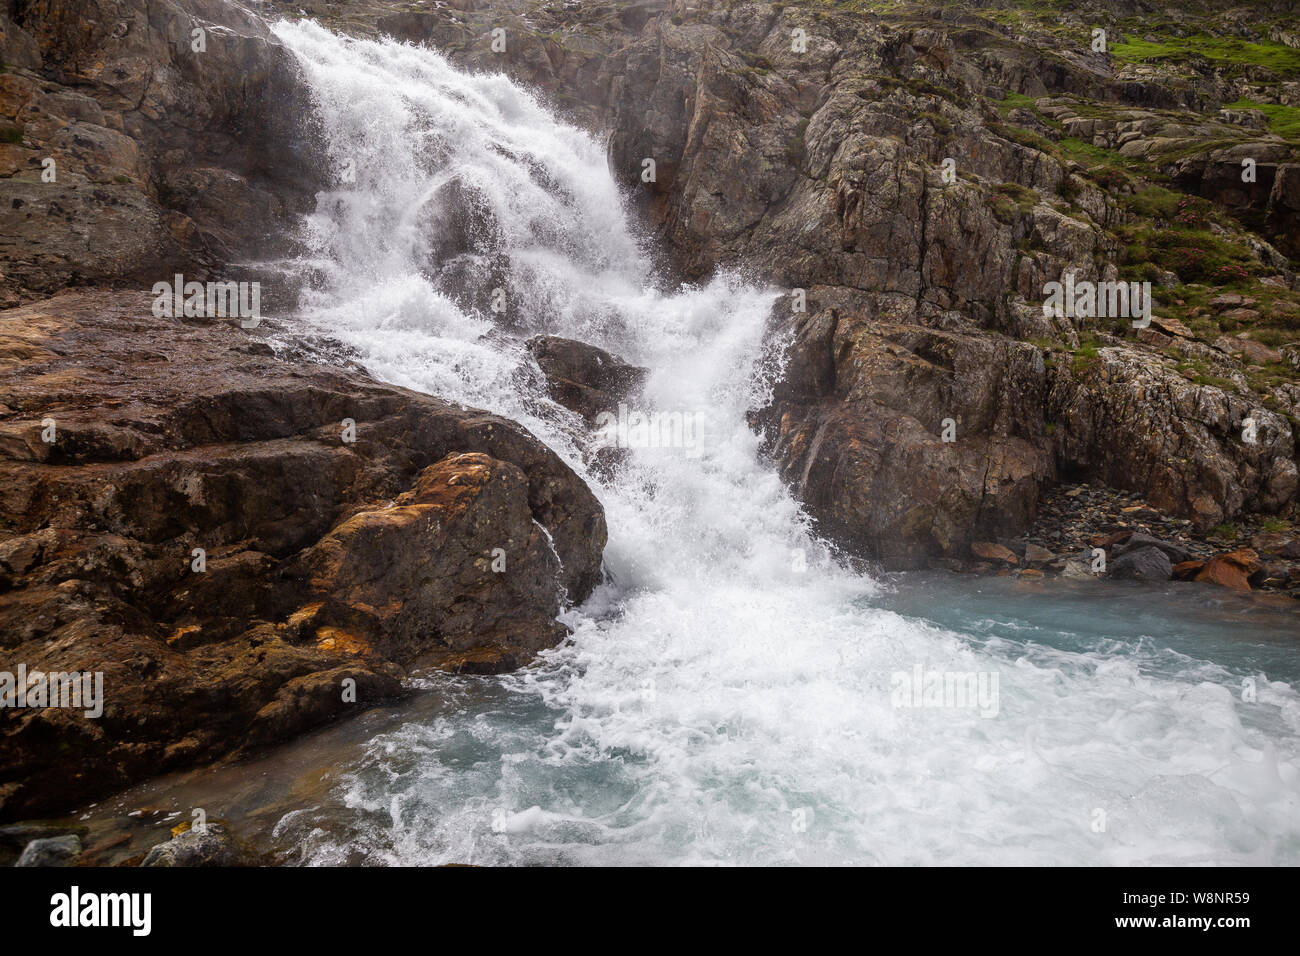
left=245, top=0, right=1300, bottom=567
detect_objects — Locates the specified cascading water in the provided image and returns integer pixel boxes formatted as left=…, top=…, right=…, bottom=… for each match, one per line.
left=243, top=20, right=1300, bottom=865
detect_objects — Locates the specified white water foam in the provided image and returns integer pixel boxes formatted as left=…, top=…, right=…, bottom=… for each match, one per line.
left=272, top=19, right=1300, bottom=865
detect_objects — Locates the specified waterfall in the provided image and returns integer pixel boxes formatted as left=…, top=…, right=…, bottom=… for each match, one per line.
left=268, top=20, right=1300, bottom=866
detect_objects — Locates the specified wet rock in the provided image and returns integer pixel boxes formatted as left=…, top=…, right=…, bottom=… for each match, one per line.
left=1062, top=549, right=1101, bottom=580
left=1109, top=546, right=1173, bottom=582
left=140, top=823, right=250, bottom=867
left=1251, top=562, right=1291, bottom=589
left=0, top=291, right=607, bottom=821
left=1113, top=533, right=1193, bottom=565
left=526, top=335, right=648, bottom=422
left=1249, top=532, right=1296, bottom=556
left=0, top=0, right=326, bottom=301
left=15, top=833, right=81, bottom=867
left=759, top=316, right=1049, bottom=568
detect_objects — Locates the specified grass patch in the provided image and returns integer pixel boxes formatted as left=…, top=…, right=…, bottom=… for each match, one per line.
left=920, top=111, right=952, bottom=135
left=1225, top=99, right=1300, bottom=141
left=1120, top=224, right=1260, bottom=285
left=996, top=91, right=1038, bottom=116
left=1110, top=37, right=1300, bottom=77
left=1070, top=336, right=1103, bottom=375
left=988, top=121, right=1055, bottom=153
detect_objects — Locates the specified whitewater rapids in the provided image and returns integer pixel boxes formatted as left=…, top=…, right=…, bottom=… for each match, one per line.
left=263, top=20, right=1300, bottom=866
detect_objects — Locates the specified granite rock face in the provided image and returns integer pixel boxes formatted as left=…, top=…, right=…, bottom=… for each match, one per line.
left=586, top=0, right=1300, bottom=566
left=0, top=0, right=323, bottom=303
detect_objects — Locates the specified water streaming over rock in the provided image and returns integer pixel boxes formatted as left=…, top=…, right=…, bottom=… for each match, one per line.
left=255, top=20, right=1300, bottom=865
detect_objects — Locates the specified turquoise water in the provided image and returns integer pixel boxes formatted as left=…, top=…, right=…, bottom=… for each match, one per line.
left=74, top=572, right=1300, bottom=867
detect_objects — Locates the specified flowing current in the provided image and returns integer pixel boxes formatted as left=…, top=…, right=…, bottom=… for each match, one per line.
left=244, top=21, right=1300, bottom=865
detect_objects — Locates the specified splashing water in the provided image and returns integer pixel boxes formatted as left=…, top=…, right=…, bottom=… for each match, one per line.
left=257, top=20, right=1300, bottom=866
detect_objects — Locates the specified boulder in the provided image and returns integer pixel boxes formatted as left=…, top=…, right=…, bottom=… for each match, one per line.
left=1249, top=532, right=1296, bottom=556
left=526, top=335, right=648, bottom=422
left=1062, top=548, right=1101, bottom=580
left=1113, top=533, right=1193, bottom=565
left=141, top=823, right=250, bottom=867
left=0, top=291, right=607, bottom=821
left=1023, top=543, right=1056, bottom=564
left=1108, top=546, right=1173, bottom=582
left=15, top=833, right=81, bottom=867
left=972, top=541, right=1018, bottom=564
left=1194, top=549, right=1262, bottom=591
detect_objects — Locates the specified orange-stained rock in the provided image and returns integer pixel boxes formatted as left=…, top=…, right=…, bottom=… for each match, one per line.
left=972, top=541, right=1018, bottom=564
left=0, top=291, right=606, bottom=821
left=1194, top=549, right=1262, bottom=591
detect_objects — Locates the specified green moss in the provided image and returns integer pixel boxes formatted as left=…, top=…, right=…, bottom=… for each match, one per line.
left=995, top=181, right=1039, bottom=207
left=1056, top=137, right=1148, bottom=175
left=1125, top=185, right=1184, bottom=220
left=990, top=192, right=1020, bottom=224
left=0, top=125, right=23, bottom=144
left=1071, top=340, right=1102, bottom=375
left=905, top=77, right=959, bottom=105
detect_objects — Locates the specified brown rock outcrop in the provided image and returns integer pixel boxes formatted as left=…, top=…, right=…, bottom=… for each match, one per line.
left=0, top=290, right=606, bottom=820
left=0, top=0, right=325, bottom=302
